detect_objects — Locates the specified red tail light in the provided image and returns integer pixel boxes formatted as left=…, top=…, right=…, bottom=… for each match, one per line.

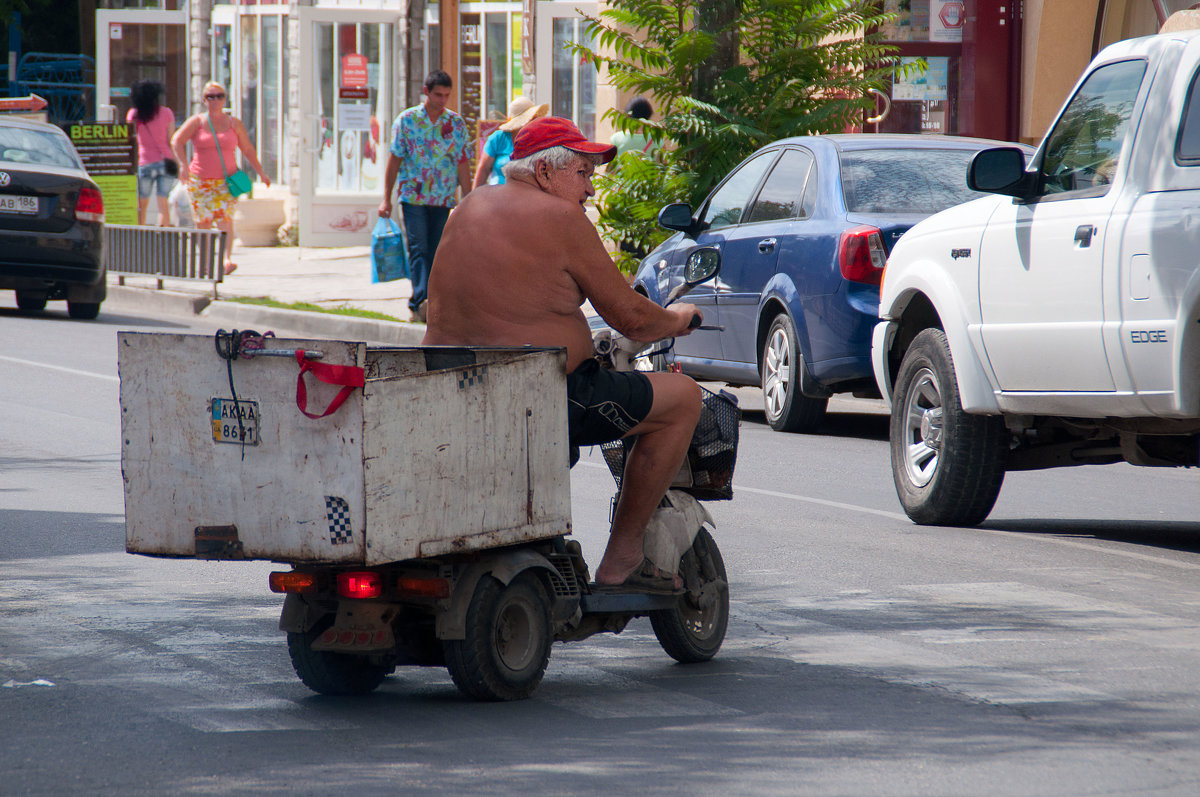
left=75, top=186, right=104, bottom=223
left=338, top=570, right=384, bottom=599
left=838, top=225, right=886, bottom=285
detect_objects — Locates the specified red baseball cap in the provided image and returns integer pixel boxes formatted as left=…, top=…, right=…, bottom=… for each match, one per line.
left=511, top=116, right=617, bottom=164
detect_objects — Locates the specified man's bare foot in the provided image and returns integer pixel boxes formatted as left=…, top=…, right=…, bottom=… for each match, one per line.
left=595, top=554, right=682, bottom=590
left=223, top=261, right=237, bottom=275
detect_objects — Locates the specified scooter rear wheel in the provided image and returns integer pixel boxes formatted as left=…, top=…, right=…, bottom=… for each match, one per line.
left=443, top=572, right=552, bottom=701
left=650, top=529, right=729, bottom=663
left=287, top=616, right=394, bottom=696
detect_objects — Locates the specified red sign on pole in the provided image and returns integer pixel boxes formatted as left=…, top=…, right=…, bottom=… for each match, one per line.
left=938, top=1, right=965, bottom=28
left=341, top=54, right=368, bottom=89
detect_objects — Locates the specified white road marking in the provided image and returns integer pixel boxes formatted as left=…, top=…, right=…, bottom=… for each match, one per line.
left=578, top=462, right=1200, bottom=572
left=0, top=354, right=119, bottom=383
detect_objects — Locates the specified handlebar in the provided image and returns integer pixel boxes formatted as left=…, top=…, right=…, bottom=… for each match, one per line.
left=689, top=313, right=703, bottom=330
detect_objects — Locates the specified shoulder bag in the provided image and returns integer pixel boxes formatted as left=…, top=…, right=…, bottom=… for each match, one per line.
left=206, top=114, right=254, bottom=198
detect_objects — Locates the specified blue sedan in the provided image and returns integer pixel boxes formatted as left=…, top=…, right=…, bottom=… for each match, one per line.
left=634, top=133, right=1033, bottom=432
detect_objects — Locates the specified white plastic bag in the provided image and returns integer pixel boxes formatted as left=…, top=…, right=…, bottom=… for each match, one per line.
left=169, top=182, right=194, bottom=228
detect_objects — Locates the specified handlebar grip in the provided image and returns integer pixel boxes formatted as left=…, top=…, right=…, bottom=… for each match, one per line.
left=688, top=313, right=703, bottom=329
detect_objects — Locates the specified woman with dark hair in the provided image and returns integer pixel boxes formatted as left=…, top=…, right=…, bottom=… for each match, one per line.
left=126, top=80, right=177, bottom=226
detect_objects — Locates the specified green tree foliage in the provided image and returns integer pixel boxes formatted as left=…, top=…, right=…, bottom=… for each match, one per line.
left=576, top=0, right=902, bottom=271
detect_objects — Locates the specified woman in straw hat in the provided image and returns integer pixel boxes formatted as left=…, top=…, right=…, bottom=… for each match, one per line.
left=472, top=97, right=548, bottom=188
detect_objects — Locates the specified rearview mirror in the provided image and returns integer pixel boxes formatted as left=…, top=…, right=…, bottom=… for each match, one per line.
left=657, top=203, right=694, bottom=232
left=967, top=147, right=1032, bottom=198
left=684, top=247, right=721, bottom=284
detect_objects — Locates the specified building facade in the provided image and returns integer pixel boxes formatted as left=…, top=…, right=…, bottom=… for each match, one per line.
left=86, top=0, right=1200, bottom=245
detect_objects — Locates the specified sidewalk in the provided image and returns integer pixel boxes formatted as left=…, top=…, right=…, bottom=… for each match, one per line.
left=106, top=242, right=426, bottom=345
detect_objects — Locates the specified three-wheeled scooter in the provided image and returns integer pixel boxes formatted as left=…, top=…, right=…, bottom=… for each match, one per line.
left=119, top=252, right=737, bottom=701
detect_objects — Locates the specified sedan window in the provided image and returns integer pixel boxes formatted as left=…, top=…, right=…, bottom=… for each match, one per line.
left=700, top=152, right=775, bottom=230
left=745, top=149, right=815, bottom=223
left=0, top=126, right=81, bottom=170
left=840, top=148, right=986, bottom=215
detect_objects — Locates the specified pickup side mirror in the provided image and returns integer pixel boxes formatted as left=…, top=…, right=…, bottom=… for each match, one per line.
left=658, top=202, right=695, bottom=233
left=968, top=147, right=1034, bottom=199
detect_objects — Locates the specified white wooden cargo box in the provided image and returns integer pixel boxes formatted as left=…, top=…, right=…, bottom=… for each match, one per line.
left=119, top=333, right=571, bottom=565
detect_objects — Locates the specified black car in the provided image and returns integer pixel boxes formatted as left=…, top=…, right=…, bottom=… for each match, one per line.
left=0, top=116, right=105, bottom=319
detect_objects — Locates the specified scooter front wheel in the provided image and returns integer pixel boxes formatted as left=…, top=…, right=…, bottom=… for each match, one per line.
left=443, top=572, right=552, bottom=701
left=650, top=529, right=729, bottom=663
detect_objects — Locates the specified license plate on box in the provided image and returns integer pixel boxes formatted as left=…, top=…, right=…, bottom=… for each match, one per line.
left=0, top=195, right=37, bottom=215
left=211, top=398, right=259, bottom=445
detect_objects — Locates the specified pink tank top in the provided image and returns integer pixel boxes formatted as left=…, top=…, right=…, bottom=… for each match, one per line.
left=189, top=115, right=239, bottom=179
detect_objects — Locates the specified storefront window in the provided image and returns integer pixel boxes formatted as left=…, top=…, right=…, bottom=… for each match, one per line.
left=313, top=21, right=392, bottom=195
left=485, top=12, right=509, bottom=118
left=881, top=0, right=964, bottom=43
left=551, top=17, right=596, bottom=139
left=211, top=8, right=290, bottom=185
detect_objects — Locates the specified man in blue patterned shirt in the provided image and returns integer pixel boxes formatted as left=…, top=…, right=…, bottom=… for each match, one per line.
left=378, top=70, right=472, bottom=322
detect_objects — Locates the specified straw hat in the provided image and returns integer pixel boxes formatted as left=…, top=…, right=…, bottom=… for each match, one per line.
left=500, top=100, right=549, bottom=133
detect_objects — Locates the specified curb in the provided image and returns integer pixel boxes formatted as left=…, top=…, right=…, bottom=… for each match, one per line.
left=106, top=284, right=426, bottom=346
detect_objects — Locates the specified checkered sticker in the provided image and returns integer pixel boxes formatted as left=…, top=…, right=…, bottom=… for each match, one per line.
left=325, top=496, right=353, bottom=545
left=457, top=365, right=488, bottom=390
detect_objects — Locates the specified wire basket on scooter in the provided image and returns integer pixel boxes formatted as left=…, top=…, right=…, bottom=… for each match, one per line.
left=601, top=387, right=740, bottom=501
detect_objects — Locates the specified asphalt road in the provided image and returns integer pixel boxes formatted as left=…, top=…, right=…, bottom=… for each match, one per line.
left=4, top=300, right=1200, bottom=796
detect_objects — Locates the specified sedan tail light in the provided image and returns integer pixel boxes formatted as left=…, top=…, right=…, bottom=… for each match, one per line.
left=75, top=186, right=104, bottom=223
left=838, top=225, right=887, bottom=285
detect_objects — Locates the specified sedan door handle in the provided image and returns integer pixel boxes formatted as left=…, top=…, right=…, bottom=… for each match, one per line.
left=758, top=237, right=776, bottom=253
left=1074, top=224, right=1096, bottom=247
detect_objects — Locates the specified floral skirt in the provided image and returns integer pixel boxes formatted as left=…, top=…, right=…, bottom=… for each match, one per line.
left=188, top=177, right=237, bottom=226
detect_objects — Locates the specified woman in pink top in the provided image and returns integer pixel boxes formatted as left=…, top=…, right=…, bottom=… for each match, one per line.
left=126, top=80, right=176, bottom=226
left=170, top=80, right=270, bottom=275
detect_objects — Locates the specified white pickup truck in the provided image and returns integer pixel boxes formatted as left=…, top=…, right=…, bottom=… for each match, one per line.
left=872, top=31, right=1200, bottom=526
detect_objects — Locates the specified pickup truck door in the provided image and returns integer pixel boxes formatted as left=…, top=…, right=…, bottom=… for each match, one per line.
left=979, top=58, right=1148, bottom=392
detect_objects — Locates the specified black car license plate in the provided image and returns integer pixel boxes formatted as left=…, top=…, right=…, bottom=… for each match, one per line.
left=0, top=195, right=37, bottom=215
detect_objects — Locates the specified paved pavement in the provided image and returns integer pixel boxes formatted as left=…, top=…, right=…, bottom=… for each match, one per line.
left=106, top=242, right=427, bottom=345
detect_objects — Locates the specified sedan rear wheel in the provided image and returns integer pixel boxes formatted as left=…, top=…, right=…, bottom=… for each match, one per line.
left=15, top=291, right=47, bottom=313
left=761, top=314, right=827, bottom=433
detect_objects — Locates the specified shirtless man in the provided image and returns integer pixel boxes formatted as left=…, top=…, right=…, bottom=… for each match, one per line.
left=423, top=116, right=702, bottom=592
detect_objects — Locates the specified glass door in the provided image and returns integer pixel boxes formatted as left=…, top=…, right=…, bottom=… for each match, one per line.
left=95, top=9, right=188, bottom=123
left=535, top=2, right=598, bottom=139
left=299, top=7, right=398, bottom=246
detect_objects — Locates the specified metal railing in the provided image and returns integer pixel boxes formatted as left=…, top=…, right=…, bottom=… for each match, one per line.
left=106, top=225, right=227, bottom=298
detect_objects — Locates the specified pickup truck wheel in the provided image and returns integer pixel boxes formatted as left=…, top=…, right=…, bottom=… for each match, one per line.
left=287, top=616, right=394, bottom=695
left=762, top=314, right=828, bottom=433
left=650, top=529, right=729, bottom=663
left=890, top=328, right=1007, bottom=526
left=443, top=573, right=551, bottom=701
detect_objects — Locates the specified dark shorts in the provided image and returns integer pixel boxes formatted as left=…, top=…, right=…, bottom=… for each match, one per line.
left=567, top=359, right=654, bottom=447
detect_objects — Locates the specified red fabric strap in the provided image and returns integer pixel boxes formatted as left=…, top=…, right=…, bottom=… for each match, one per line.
left=294, top=350, right=365, bottom=419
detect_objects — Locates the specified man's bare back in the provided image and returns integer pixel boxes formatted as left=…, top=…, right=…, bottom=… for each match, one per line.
left=423, top=177, right=694, bottom=371
left=421, top=180, right=596, bottom=369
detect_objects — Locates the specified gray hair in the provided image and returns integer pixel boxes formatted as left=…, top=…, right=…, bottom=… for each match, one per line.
left=503, top=145, right=604, bottom=181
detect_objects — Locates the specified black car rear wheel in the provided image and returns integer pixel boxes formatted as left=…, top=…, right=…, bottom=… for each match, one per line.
left=67, top=301, right=101, bottom=320
left=15, top=291, right=47, bottom=313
